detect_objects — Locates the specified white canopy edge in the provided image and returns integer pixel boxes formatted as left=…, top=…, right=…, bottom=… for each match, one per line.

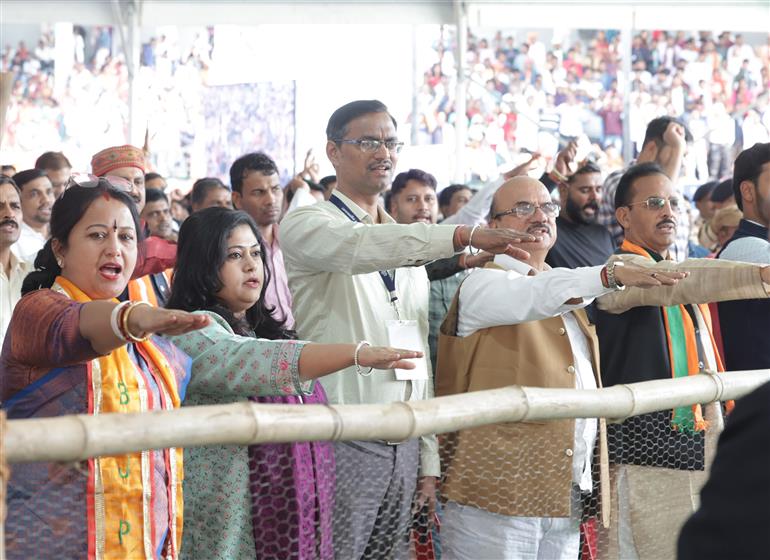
left=2, top=1, right=768, bottom=31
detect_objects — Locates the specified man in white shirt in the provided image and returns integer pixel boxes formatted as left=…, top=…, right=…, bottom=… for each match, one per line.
left=435, top=175, right=680, bottom=560
left=0, top=177, right=33, bottom=344
left=280, top=99, right=537, bottom=559
left=10, top=169, right=54, bottom=263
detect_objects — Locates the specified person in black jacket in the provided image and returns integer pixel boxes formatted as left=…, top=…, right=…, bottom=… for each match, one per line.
left=717, top=142, right=770, bottom=372
left=594, top=162, right=770, bottom=560
left=677, top=381, right=770, bottom=560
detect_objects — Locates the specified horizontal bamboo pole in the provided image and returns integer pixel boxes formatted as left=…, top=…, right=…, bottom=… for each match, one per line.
left=3, top=369, right=769, bottom=464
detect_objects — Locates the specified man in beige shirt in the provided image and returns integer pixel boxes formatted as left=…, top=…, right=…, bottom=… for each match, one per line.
left=0, top=177, right=33, bottom=345
left=280, top=99, right=535, bottom=559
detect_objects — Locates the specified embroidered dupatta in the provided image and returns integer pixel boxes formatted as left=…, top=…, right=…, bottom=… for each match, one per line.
left=53, top=276, right=186, bottom=559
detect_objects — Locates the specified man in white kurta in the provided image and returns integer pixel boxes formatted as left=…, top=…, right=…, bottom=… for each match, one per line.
left=438, top=175, right=682, bottom=560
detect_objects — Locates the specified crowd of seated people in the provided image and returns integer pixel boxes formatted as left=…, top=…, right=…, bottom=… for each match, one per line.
left=415, top=28, right=770, bottom=185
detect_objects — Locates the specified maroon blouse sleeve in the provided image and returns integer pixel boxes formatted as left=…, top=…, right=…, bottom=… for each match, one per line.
left=6, top=289, right=99, bottom=368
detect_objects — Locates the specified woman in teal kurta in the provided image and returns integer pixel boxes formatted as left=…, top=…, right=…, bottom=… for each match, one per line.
left=166, top=208, right=422, bottom=559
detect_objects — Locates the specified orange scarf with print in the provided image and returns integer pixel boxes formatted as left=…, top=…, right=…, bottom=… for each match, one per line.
left=53, top=276, right=184, bottom=559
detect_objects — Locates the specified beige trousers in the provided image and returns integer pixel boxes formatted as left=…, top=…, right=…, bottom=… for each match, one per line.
left=598, top=464, right=708, bottom=560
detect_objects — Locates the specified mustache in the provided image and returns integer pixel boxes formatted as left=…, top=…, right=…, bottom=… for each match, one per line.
left=527, top=222, right=551, bottom=234
left=657, top=218, right=677, bottom=227
left=583, top=201, right=599, bottom=212
left=0, top=218, right=18, bottom=228
left=368, top=161, right=392, bottom=170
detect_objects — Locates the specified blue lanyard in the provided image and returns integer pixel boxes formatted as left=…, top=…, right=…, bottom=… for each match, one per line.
left=329, top=194, right=400, bottom=312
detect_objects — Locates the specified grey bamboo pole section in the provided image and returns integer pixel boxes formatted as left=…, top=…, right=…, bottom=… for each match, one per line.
left=4, top=369, right=769, bottom=464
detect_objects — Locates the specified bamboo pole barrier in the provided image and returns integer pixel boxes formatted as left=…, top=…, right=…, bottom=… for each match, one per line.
left=3, top=369, right=769, bottom=464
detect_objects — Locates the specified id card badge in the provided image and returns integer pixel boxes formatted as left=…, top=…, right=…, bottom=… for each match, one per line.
left=385, top=320, right=429, bottom=381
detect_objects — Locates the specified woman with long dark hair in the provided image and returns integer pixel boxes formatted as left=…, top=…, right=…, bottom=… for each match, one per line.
left=1, top=179, right=210, bottom=559
left=165, top=207, right=421, bottom=559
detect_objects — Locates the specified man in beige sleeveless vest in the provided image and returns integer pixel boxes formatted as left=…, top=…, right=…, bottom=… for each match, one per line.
left=435, top=176, right=684, bottom=560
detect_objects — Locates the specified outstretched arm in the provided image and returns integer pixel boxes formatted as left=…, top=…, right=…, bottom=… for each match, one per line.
left=598, top=255, right=770, bottom=314
left=280, top=206, right=535, bottom=275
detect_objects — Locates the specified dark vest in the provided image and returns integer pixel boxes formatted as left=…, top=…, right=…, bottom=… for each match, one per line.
left=717, top=219, right=770, bottom=371
left=595, top=247, right=704, bottom=471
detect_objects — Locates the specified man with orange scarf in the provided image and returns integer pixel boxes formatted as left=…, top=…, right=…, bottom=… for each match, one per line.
left=593, top=162, right=770, bottom=560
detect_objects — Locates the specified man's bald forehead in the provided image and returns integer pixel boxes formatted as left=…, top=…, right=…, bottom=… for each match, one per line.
left=492, top=176, right=549, bottom=214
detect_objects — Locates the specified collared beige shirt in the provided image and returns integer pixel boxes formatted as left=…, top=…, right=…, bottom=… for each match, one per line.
left=1, top=250, right=33, bottom=345
left=11, top=221, right=46, bottom=263
left=280, top=190, right=457, bottom=476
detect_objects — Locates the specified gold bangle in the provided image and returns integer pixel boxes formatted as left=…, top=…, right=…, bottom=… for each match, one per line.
left=549, top=169, right=568, bottom=183
left=122, top=301, right=151, bottom=343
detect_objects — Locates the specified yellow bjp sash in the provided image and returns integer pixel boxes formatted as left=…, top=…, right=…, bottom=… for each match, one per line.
left=53, top=276, right=184, bottom=559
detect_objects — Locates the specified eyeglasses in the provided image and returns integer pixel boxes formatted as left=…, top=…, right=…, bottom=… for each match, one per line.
left=493, top=201, right=560, bottom=220
left=626, top=196, right=680, bottom=211
left=336, top=138, right=404, bottom=154
left=67, top=173, right=134, bottom=193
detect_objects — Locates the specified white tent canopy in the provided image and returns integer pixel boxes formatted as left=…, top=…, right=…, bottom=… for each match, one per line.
left=3, top=1, right=769, bottom=31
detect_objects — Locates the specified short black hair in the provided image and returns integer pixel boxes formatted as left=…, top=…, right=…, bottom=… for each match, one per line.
left=145, top=188, right=168, bottom=205
left=326, top=100, right=397, bottom=141
left=12, top=169, right=48, bottom=191
left=229, top=152, right=278, bottom=194
left=567, top=161, right=602, bottom=184
left=439, top=184, right=473, bottom=209
left=732, top=142, right=770, bottom=211
left=693, top=181, right=717, bottom=202
left=1, top=164, right=16, bottom=176
left=144, top=172, right=164, bottom=183
left=34, top=151, right=71, bottom=171
left=642, top=116, right=692, bottom=148
left=391, top=169, right=437, bottom=198
left=615, top=162, right=668, bottom=209
left=319, top=175, right=336, bottom=190
left=192, top=177, right=228, bottom=208
left=309, top=181, right=325, bottom=194
left=0, top=175, right=20, bottom=194
left=711, top=179, right=734, bottom=204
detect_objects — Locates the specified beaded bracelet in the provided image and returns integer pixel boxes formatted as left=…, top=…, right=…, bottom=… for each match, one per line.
left=354, top=340, right=374, bottom=377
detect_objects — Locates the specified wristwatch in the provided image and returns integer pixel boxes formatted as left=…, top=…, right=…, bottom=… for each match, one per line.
left=606, top=261, right=626, bottom=291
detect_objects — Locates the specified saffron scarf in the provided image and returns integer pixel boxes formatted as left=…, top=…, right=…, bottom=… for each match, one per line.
left=618, top=241, right=725, bottom=432
left=53, top=276, right=185, bottom=559
left=127, top=269, right=173, bottom=306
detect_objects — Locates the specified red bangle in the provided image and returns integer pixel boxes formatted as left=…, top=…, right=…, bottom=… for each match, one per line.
left=120, top=302, right=150, bottom=343
left=117, top=302, right=131, bottom=340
